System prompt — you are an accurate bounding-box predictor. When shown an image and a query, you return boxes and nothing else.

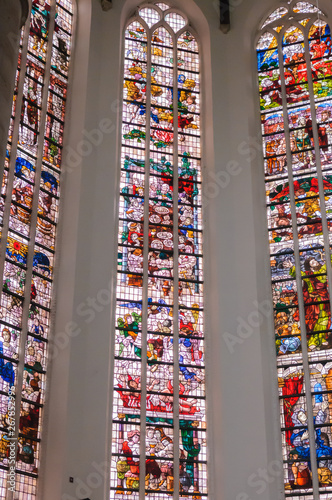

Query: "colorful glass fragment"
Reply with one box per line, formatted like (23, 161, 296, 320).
(111, 3, 207, 499)
(0, 1, 73, 497)
(258, 1, 332, 496)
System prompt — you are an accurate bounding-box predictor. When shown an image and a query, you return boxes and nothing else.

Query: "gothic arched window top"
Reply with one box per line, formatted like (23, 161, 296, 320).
(111, 2, 207, 499)
(257, 1, 332, 498)
(0, 0, 74, 498)
(136, 3, 188, 33)
(261, 1, 323, 29)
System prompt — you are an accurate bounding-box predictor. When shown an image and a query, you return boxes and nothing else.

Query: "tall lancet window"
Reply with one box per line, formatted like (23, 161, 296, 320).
(0, 0, 73, 498)
(111, 3, 208, 499)
(257, 1, 332, 497)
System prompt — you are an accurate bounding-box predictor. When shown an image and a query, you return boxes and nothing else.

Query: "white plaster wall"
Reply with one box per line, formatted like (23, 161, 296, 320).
(41, 0, 332, 499)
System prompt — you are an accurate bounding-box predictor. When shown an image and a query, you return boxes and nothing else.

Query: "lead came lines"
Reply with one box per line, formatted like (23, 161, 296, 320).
(257, 1, 332, 497)
(0, 0, 73, 498)
(111, 3, 208, 499)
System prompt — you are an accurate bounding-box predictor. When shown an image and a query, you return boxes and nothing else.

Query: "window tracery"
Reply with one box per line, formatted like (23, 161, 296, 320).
(111, 3, 208, 499)
(0, 0, 73, 497)
(257, 1, 332, 496)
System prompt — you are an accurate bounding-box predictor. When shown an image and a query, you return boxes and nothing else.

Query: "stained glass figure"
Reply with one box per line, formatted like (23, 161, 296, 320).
(0, 0, 74, 497)
(257, 1, 332, 497)
(111, 3, 207, 499)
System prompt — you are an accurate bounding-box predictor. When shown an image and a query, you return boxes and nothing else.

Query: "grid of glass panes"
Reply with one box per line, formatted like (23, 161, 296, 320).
(110, 3, 208, 499)
(257, 1, 332, 498)
(0, 0, 73, 498)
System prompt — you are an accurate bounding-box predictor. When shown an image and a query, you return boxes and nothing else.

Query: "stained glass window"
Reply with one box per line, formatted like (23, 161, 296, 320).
(0, 0, 73, 497)
(111, 3, 208, 499)
(257, 1, 332, 497)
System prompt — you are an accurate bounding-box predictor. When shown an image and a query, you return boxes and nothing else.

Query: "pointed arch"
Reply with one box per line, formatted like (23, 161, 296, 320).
(110, 2, 208, 498)
(257, 1, 332, 497)
(0, 0, 75, 497)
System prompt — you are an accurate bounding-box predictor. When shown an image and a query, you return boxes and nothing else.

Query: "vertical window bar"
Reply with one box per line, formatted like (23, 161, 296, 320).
(303, 17, 332, 493)
(0, 22, 31, 287)
(277, 27, 320, 497)
(173, 26, 180, 500)
(111, 19, 146, 498)
(8, 2, 57, 498)
(303, 21, 332, 331)
(0, 0, 74, 497)
(139, 17, 151, 500)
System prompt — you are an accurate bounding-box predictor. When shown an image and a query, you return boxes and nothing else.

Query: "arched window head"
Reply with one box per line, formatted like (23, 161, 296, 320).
(257, 1, 332, 497)
(111, 2, 208, 499)
(0, 0, 74, 497)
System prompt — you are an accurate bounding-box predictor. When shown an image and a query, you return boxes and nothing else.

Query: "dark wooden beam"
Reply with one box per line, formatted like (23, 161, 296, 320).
(220, 0, 230, 33)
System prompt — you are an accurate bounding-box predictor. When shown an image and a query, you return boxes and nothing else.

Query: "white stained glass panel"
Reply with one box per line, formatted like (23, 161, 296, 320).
(262, 7, 288, 28)
(293, 1, 321, 14)
(165, 12, 187, 33)
(138, 7, 161, 28)
(155, 2, 170, 11)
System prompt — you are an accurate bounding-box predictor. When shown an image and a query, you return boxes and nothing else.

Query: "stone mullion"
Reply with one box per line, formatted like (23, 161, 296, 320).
(276, 25, 320, 498)
(139, 20, 152, 500)
(6, 1, 57, 498)
(302, 20, 332, 352)
(173, 27, 180, 500)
